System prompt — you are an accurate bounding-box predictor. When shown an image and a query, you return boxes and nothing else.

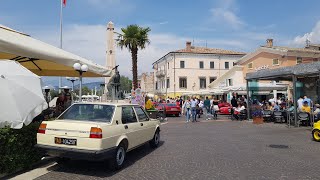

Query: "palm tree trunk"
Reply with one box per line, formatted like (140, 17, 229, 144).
(131, 48, 138, 90)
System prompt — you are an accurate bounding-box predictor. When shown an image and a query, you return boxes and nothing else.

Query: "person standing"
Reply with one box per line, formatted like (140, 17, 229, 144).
(191, 97, 198, 122)
(297, 96, 304, 112)
(304, 95, 312, 106)
(204, 97, 211, 120)
(182, 98, 191, 123)
(231, 94, 238, 120)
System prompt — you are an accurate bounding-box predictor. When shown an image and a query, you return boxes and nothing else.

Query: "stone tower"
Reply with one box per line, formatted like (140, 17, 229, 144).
(104, 21, 116, 96)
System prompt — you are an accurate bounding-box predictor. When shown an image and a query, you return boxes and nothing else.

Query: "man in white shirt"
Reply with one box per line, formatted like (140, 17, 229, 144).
(297, 96, 304, 111)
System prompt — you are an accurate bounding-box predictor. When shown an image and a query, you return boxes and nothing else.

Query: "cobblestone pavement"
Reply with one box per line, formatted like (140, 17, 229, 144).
(36, 115, 320, 180)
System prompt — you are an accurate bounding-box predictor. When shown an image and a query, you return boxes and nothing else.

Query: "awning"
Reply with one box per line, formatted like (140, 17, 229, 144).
(0, 26, 111, 77)
(246, 61, 320, 80)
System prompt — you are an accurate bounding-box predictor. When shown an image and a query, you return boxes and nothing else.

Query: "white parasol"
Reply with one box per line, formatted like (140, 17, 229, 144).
(0, 60, 48, 129)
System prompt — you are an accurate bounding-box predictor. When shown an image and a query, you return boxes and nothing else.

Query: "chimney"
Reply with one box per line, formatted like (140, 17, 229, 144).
(186, 41, 192, 51)
(266, 39, 273, 47)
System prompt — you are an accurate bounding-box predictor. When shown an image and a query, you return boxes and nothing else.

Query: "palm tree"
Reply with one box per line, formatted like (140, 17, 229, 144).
(116, 24, 151, 90)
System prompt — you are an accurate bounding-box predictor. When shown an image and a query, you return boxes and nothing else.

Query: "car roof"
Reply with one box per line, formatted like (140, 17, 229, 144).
(74, 102, 140, 107)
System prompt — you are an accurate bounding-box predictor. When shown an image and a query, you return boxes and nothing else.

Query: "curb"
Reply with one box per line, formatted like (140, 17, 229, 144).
(1, 157, 56, 180)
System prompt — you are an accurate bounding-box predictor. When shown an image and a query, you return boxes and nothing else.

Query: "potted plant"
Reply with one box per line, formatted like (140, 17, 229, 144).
(251, 101, 263, 124)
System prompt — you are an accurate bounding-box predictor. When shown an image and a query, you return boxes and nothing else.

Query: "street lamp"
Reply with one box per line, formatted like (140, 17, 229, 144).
(73, 63, 88, 102)
(66, 77, 79, 91)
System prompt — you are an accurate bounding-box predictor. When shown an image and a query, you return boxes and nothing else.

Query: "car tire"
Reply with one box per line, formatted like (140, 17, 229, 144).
(150, 130, 160, 148)
(312, 129, 320, 142)
(109, 143, 126, 170)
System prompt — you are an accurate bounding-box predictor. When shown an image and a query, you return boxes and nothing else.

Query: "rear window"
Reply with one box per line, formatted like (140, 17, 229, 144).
(58, 104, 115, 123)
(166, 103, 177, 107)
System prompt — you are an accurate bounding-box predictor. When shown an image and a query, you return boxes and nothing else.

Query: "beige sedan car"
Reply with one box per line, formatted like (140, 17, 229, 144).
(36, 102, 161, 170)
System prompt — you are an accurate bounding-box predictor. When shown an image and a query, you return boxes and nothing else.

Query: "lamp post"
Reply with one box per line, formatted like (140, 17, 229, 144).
(66, 77, 79, 92)
(73, 63, 88, 102)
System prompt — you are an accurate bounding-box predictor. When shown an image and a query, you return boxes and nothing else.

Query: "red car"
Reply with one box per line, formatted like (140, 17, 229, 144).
(217, 102, 232, 115)
(156, 103, 181, 117)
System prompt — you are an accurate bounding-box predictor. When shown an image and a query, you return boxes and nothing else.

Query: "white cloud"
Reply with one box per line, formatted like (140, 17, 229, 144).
(29, 24, 186, 79)
(159, 21, 168, 25)
(291, 21, 320, 46)
(210, 8, 244, 29)
(210, 0, 245, 29)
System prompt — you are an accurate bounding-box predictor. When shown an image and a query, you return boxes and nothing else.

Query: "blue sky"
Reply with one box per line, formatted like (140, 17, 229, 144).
(1, 0, 320, 85)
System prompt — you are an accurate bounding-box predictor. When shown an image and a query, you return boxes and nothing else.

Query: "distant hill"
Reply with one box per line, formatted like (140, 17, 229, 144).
(74, 82, 105, 90)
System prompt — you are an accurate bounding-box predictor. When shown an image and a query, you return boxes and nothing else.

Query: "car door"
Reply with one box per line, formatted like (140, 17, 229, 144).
(134, 106, 155, 142)
(121, 106, 141, 149)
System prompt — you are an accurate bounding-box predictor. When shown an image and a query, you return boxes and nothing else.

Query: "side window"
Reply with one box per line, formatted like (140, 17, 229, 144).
(134, 107, 149, 122)
(121, 106, 137, 124)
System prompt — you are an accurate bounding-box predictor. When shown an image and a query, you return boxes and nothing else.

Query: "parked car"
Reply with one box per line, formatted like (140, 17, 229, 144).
(156, 103, 181, 117)
(217, 102, 232, 115)
(36, 102, 161, 170)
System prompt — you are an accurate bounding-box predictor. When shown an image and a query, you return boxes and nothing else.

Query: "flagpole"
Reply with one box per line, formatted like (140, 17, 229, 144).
(58, 0, 63, 93)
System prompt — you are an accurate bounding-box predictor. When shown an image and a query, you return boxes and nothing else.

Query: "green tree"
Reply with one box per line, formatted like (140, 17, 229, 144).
(116, 24, 151, 90)
(120, 76, 132, 92)
(74, 86, 91, 95)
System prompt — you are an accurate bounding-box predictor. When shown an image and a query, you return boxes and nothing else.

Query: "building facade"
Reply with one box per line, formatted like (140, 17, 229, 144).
(152, 42, 246, 98)
(138, 72, 155, 95)
(208, 39, 320, 102)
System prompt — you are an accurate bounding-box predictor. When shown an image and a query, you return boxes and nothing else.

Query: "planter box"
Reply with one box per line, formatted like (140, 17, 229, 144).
(253, 117, 263, 124)
(146, 110, 158, 119)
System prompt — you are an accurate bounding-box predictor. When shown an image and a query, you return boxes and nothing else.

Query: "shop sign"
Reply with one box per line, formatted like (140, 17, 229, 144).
(255, 65, 269, 71)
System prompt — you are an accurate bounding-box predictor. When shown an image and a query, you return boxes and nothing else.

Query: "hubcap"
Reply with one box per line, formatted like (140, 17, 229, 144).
(116, 147, 125, 165)
(155, 132, 160, 145)
(314, 131, 320, 140)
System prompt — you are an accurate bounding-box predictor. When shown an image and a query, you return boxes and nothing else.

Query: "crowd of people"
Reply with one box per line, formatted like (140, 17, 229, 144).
(181, 96, 219, 123)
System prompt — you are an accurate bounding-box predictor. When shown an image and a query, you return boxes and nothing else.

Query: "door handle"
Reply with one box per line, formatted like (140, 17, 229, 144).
(140, 123, 143, 126)
(124, 125, 128, 129)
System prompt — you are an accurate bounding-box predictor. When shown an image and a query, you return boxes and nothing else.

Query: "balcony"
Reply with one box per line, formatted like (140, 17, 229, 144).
(156, 70, 165, 78)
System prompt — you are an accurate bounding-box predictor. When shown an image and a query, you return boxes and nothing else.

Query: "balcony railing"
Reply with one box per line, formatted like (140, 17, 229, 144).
(156, 70, 165, 78)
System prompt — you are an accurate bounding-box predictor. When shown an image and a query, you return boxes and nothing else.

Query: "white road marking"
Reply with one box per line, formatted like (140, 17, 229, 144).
(161, 122, 168, 125)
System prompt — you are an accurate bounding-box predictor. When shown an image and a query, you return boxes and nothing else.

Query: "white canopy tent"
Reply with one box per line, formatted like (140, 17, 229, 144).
(0, 25, 111, 77)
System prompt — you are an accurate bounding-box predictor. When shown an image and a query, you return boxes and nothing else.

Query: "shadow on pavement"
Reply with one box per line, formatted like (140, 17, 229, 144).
(44, 141, 165, 178)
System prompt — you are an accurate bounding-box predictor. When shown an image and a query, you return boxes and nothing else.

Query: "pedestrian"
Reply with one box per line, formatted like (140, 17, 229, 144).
(55, 93, 65, 117)
(297, 96, 304, 112)
(182, 98, 191, 123)
(191, 97, 198, 122)
(204, 97, 211, 120)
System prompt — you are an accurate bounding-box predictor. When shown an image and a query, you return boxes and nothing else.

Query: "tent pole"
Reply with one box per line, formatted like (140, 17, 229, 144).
(246, 79, 250, 120)
(292, 75, 297, 127)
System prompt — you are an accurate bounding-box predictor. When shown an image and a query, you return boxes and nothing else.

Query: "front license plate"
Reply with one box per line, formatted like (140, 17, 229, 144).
(55, 137, 77, 146)
(171, 108, 177, 111)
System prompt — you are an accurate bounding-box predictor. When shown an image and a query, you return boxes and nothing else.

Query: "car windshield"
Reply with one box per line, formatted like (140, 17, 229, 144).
(58, 104, 115, 123)
(166, 103, 177, 107)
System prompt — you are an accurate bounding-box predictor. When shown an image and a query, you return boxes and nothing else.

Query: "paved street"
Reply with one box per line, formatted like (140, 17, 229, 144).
(32, 115, 320, 180)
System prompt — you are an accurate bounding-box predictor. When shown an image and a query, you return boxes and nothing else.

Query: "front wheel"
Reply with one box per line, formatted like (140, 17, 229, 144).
(109, 143, 126, 170)
(312, 129, 320, 142)
(150, 130, 160, 148)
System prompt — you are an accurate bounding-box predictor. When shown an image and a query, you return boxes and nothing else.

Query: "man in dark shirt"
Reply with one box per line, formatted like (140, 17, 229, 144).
(231, 94, 238, 120)
(204, 97, 211, 120)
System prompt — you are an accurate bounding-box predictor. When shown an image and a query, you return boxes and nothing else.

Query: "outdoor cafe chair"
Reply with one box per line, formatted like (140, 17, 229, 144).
(297, 112, 309, 127)
(238, 109, 247, 121)
(262, 110, 272, 122)
(273, 111, 284, 123)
